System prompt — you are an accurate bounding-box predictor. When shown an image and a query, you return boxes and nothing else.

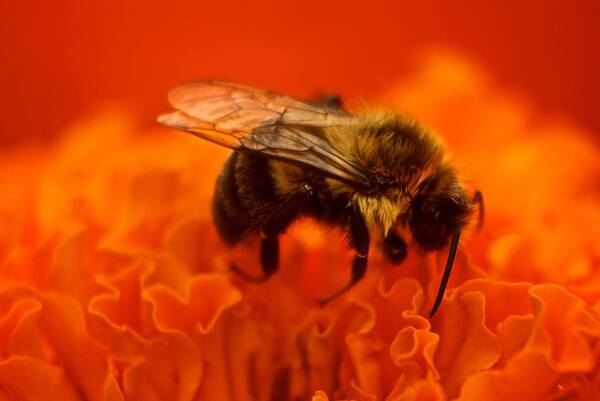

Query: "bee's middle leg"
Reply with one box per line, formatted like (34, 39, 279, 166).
(317, 205, 370, 306)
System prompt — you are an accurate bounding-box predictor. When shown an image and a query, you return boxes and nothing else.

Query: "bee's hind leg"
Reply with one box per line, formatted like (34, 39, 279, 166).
(317, 205, 370, 306)
(230, 237, 279, 283)
(230, 185, 312, 283)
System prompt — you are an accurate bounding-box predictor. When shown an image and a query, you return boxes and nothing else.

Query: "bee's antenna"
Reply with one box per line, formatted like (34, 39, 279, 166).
(429, 229, 461, 318)
(472, 190, 484, 230)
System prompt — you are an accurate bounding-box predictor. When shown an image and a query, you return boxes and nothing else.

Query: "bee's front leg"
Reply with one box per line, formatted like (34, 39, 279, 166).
(317, 205, 369, 306)
(382, 231, 407, 264)
(471, 190, 484, 230)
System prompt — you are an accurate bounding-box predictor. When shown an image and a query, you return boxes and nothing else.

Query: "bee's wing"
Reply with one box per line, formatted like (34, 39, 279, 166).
(158, 80, 367, 184)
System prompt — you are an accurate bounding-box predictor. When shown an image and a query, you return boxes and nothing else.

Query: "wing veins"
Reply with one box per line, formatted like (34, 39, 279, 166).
(159, 80, 368, 185)
(276, 126, 366, 180)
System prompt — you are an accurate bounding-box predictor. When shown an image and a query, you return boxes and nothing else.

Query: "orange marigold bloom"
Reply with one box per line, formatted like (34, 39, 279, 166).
(0, 53, 599, 401)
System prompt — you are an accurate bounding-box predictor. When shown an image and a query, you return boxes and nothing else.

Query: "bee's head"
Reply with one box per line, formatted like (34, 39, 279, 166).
(407, 176, 483, 317)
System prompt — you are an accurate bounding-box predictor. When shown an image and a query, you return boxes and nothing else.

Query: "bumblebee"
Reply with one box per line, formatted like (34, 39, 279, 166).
(158, 81, 483, 317)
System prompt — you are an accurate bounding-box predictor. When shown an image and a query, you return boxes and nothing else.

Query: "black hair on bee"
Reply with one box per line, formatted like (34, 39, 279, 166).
(158, 81, 483, 317)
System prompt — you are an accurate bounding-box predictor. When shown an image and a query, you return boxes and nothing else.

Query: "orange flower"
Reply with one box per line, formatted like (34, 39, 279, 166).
(0, 52, 599, 400)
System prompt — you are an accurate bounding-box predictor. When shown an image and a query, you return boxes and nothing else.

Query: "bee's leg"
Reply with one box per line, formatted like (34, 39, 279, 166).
(312, 94, 343, 108)
(471, 190, 484, 230)
(311, 94, 347, 114)
(230, 237, 279, 283)
(230, 185, 312, 283)
(317, 206, 369, 306)
(382, 231, 407, 264)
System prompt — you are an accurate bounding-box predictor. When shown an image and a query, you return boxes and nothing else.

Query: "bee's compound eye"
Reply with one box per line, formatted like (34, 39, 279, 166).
(410, 196, 456, 250)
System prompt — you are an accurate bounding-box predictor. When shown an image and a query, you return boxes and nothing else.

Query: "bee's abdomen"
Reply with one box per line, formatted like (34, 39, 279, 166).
(212, 151, 278, 245)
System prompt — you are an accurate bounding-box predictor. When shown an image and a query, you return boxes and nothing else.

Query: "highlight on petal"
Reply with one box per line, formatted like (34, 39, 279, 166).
(38, 294, 123, 401)
(120, 333, 202, 401)
(0, 297, 43, 359)
(452, 281, 600, 400)
(528, 284, 600, 372)
(0, 356, 82, 401)
(146, 273, 242, 334)
(457, 351, 559, 401)
(89, 261, 154, 335)
(390, 327, 439, 381)
(433, 290, 501, 398)
(388, 378, 446, 401)
(312, 390, 330, 401)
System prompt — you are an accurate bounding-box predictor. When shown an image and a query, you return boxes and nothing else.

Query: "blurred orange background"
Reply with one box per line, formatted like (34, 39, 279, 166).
(1, 2, 600, 399)
(1, 0, 599, 146)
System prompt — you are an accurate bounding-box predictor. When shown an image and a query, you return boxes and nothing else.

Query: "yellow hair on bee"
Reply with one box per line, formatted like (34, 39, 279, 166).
(326, 110, 445, 171)
(352, 193, 409, 234)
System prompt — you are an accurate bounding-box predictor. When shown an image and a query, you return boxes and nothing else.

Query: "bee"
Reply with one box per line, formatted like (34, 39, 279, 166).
(158, 81, 483, 317)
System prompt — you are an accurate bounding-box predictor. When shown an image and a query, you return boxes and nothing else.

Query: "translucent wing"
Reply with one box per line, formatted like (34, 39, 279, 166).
(158, 80, 367, 184)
